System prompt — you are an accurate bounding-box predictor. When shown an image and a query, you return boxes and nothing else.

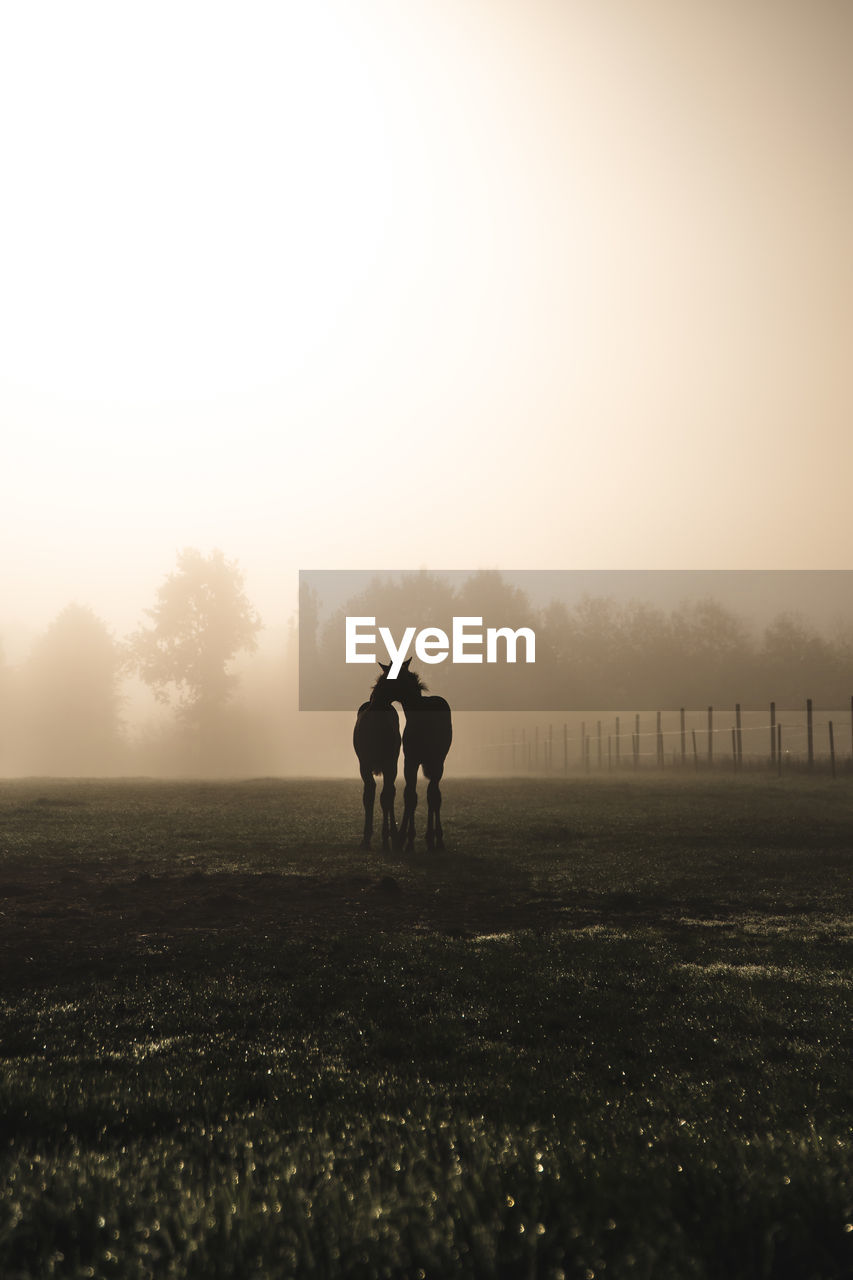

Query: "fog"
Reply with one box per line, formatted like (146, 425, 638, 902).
(2, 2, 852, 774)
(0, 560, 850, 777)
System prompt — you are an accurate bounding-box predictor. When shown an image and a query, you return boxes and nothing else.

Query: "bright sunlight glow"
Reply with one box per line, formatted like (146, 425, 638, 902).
(2, 0, 853, 644)
(0, 2, 395, 400)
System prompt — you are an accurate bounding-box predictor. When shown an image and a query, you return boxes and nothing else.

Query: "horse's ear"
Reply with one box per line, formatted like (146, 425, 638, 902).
(402, 658, 412, 671)
(379, 661, 391, 675)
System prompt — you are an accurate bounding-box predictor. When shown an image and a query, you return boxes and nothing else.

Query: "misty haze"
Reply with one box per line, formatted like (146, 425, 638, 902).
(2, 562, 852, 777)
(2, 0, 852, 1274)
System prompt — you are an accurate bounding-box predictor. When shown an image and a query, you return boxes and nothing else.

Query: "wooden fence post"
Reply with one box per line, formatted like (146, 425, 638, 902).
(707, 706, 714, 767)
(656, 711, 663, 768)
(735, 703, 743, 767)
(563, 723, 568, 776)
(680, 708, 686, 765)
(829, 721, 836, 778)
(615, 716, 621, 768)
(807, 698, 814, 770)
(770, 701, 776, 768)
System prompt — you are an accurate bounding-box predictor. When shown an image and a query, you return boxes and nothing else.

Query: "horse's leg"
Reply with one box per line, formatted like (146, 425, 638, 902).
(426, 765, 444, 851)
(380, 766, 397, 852)
(400, 756, 419, 851)
(360, 766, 376, 850)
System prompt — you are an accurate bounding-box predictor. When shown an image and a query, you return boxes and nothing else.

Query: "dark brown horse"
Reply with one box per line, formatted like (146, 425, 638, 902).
(394, 658, 452, 851)
(353, 663, 401, 850)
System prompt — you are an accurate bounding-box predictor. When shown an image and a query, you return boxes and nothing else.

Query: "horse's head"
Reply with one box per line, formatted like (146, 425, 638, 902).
(369, 662, 398, 705)
(370, 658, 426, 705)
(393, 658, 426, 703)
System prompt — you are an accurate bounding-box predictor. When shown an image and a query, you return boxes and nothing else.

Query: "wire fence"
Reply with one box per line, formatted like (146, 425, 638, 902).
(452, 699, 853, 778)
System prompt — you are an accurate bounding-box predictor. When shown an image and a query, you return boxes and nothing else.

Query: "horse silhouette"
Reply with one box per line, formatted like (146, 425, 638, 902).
(353, 663, 401, 850)
(394, 658, 452, 851)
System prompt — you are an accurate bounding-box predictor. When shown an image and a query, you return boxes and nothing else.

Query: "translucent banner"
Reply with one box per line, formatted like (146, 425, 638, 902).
(298, 570, 853, 711)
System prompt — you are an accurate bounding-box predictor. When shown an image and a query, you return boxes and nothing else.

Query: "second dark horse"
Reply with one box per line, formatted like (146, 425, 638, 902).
(395, 658, 453, 852)
(353, 663, 401, 851)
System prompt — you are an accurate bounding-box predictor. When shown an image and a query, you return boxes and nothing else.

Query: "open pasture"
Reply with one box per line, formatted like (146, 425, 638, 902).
(0, 775, 852, 1278)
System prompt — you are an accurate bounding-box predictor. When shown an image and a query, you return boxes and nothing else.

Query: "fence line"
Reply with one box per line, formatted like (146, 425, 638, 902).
(461, 699, 852, 777)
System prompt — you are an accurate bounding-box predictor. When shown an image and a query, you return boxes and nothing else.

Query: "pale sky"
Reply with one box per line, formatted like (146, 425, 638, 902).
(2, 0, 852, 657)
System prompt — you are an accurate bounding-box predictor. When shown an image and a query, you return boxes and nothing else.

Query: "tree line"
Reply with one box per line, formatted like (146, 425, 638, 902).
(1, 562, 851, 775)
(301, 570, 853, 712)
(0, 549, 267, 775)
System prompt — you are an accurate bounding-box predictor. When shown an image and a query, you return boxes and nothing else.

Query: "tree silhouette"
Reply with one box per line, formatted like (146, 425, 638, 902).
(758, 611, 841, 707)
(23, 604, 124, 773)
(130, 549, 262, 736)
(535, 594, 757, 708)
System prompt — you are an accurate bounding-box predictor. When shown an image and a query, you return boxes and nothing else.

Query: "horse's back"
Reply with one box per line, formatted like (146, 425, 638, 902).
(352, 701, 370, 751)
(353, 701, 401, 774)
(402, 695, 452, 774)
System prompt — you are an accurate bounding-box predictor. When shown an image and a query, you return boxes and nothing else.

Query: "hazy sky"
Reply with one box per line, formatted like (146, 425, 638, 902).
(2, 0, 852, 657)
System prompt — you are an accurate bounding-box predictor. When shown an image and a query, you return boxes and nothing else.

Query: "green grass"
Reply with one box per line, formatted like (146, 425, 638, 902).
(0, 775, 852, 1278)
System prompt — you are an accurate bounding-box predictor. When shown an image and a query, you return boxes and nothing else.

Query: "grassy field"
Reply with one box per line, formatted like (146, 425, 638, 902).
(0, 774, 851, 1279)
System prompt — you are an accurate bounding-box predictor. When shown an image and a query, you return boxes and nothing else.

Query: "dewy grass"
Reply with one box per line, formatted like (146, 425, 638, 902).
(0, 776, 852, 1277)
